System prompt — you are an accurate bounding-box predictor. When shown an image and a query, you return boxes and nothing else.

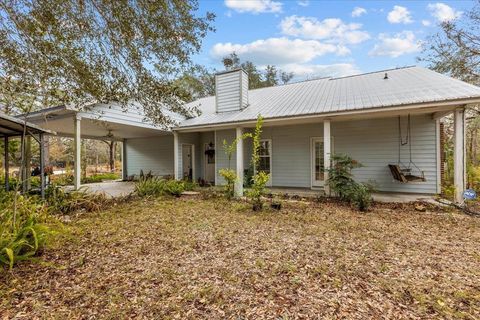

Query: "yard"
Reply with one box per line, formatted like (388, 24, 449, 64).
(1, 196, 479, 319)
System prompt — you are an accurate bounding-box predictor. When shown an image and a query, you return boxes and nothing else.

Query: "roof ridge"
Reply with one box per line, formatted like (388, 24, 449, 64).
(329, 65, 417, 80)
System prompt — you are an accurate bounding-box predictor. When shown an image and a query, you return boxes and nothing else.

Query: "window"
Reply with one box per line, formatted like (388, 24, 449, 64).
(257, 139, 271, 174)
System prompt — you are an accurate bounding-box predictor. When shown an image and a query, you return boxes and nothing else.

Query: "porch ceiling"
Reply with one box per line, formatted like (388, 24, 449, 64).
(25, 107, 168, 140)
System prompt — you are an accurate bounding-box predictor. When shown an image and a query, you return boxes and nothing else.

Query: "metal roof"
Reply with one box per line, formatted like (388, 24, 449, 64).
(0, 112, 55, 137)
(179, 66, 480, 128)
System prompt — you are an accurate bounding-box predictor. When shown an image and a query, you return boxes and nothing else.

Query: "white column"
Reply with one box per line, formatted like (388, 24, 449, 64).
(454, 107, 466, 203)
(173, 131, 179, 180)
(73, 114, 81, 190)
(235, 127, 244, 197)
(122, 139, 127, 180)
(323, 120, 331, 196)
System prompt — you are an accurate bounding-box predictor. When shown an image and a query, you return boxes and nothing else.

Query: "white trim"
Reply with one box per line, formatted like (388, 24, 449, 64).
(324, 120, 331, 195)
(435, 119, 441, 194)
(453, 107, 466, 203)
(310, 137, 325, 188)
(254, 139, 273, 187)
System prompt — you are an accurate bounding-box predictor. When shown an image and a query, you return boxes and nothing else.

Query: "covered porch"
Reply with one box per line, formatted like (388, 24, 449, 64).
(175, 104, 468, 203)
(25, 104, 169, 190)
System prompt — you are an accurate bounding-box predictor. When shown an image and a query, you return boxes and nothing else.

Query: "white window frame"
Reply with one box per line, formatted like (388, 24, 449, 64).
(254, 139, 272, 187)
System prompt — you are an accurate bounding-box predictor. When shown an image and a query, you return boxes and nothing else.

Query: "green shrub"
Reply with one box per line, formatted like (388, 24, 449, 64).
(327, 154, 374, 212)
(134, 177, 166, 197)
(82, 172, 120, 184)
(182, 180, 198, 191)
(0, 191, 51, 269)
(219, 168, 236, 199)
(245, 171, 269, 211)
(165, 180, 185, 197)
(45, 185, 107, 215)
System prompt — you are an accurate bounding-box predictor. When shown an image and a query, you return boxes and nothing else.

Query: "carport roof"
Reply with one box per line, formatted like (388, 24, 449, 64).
(0, 112, 55, 138)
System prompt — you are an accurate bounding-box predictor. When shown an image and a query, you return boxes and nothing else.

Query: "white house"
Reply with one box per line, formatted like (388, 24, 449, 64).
(26, 66, 480, 203)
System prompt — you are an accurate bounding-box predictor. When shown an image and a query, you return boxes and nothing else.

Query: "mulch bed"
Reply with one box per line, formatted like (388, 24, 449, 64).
(1, 197, 479, 319)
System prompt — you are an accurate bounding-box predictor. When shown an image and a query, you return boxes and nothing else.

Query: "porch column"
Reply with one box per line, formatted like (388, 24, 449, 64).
(453, 107, 466, 203)
(4, 136, 9, 191)
(122, 139, 127, 180)
(173, 131, 179, 180)
(39, 133, 45, 199)
(74, 114, 81, 190)
(324, 120, 331, 196)
(235, 127, 244, 197)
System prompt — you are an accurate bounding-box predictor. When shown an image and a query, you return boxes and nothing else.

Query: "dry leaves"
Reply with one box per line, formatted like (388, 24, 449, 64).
(1, 197, 479, 319)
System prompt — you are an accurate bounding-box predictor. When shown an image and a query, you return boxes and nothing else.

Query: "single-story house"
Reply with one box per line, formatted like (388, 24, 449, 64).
(26, 66, 480, 202)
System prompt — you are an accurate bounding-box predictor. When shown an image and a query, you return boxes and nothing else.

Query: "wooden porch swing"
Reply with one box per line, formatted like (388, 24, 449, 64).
(388, 115, 426, 183)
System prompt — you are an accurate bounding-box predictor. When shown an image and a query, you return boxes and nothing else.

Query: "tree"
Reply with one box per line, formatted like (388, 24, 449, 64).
(0, 0, 214, 127)
(221, 53, 294, 89)
(419, 1, 480, 191)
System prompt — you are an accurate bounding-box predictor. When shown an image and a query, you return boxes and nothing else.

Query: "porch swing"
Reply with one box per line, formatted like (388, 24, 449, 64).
(388, 115, 426, 183)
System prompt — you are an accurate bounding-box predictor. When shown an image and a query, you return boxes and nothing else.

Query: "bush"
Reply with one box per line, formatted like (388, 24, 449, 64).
(327, 154, 374, 212)
(219, 168, 236, 199)
(82, 172, 120, 184)
(245, 171, 270, 211)
(134, 177, 166, 197)
(0, 191, 51, 269)
(45, 185, 107, 215)
(164, 180, 185, 197)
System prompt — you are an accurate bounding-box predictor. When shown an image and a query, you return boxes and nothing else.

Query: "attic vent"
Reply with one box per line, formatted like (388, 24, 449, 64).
(384, 72, 389, 80)
(215, 69, 249, 113)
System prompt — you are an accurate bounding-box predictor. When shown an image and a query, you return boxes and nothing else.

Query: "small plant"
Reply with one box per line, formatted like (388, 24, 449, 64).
(45, 185, 107, 214)
(245, 115, 270, 211)
(0, 191, 51, 269)
(134, 177, 166, 197)
(327, 154, 374, 212)
(164, 180, 185, 197)
(219, 168, 237, 199)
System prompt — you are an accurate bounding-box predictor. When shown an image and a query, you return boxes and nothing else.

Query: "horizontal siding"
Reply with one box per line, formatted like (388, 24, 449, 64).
(213, 115, 438, 194)
(216, 71, 241, 113)
(125, 136, 174, 177)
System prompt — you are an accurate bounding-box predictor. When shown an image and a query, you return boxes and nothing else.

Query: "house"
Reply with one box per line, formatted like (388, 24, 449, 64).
(25, 66, 480, 203)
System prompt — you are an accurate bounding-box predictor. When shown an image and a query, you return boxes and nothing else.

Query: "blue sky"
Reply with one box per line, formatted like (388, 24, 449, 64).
(193, 0, 474, 80)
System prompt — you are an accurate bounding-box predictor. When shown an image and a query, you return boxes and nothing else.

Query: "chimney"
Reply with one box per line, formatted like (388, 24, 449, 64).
(215, 68, 248, 113)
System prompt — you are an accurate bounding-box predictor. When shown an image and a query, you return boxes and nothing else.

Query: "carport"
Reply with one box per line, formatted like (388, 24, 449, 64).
(1, 112, 55, 198)
(25, 103, 171, 190)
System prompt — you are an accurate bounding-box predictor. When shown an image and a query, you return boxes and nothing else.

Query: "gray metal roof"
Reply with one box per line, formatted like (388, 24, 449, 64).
(179, 66, 480, 128)
(0, 112, 55, 137)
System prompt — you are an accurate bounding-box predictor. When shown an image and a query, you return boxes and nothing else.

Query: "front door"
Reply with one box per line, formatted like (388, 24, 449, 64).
(204, 143, 215, 183)
(311, 138, 325, 187)
(182, 144, 193, 181)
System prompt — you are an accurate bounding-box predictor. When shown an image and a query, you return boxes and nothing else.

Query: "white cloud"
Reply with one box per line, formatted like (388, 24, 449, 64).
(387, 5, 413, 24)
(279, 15, 370, 44)
(369, 31, 421, 58)
(224, 0, 282, 14)
(211, 37, 344, 65)
(351, 7, 367, 17)
(281, 63, 360, 79)
(297, 0, 309, 7)
(422, 19, 431, 26)
(427, 3, 462, 22)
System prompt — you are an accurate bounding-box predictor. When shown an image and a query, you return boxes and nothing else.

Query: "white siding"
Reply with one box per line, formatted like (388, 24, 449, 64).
(215, 70, 248, 113)
(125, 135, 174, 177)
(214, 115, 438, 194)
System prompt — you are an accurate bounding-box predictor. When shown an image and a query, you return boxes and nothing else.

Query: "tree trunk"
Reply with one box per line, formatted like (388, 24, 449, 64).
(109, 141, 116, 172)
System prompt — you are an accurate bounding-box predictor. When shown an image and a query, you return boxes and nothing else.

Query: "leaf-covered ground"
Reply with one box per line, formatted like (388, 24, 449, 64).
(1, 197, 479, 319)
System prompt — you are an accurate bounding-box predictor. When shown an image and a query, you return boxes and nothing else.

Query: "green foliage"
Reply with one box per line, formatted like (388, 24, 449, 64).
(245, 171, 270, 211)
(182, 180, 198, 191)
(0, 0, 214, 126)
(134, 177, 166, 198)
(327, 154, 374, 212)
(45, 185, 107, 215)
(246, 116, 270, 210)
(219, 168, 236, 199)
(164, 180, 185, 197)
(0, 191, 51, 269)
(81, 173, 121, 184)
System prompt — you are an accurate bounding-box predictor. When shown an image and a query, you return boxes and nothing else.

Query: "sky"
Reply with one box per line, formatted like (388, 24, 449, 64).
(193, 0, 475, 80)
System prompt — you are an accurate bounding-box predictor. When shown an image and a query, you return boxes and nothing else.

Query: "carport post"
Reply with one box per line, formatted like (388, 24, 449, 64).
(4, 136, 9, 191)
(39, 133, 45, 199)
(74, 114, 81, 190)
(173, 131, 179, 180)
(453, 107, 466, 203)
(323, 120, 331, 196)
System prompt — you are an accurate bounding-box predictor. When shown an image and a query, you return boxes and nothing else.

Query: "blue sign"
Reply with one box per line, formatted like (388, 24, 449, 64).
(463, 189, 477, 200)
